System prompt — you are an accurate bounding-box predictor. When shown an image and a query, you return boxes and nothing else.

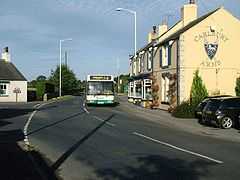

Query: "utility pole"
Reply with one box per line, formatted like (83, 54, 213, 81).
(65, 51, 68, 66)
(117, 58, 120, 93)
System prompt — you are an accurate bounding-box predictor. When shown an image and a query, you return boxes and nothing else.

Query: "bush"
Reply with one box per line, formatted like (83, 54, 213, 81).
(235, 77, 240, 96)
(36, 81, 45, 100)
(172, 101, 195, 118)
(190, 70, 208, 107)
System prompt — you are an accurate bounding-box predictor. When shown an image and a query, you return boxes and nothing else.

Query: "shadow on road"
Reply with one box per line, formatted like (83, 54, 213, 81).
(51, 114, 115, 171)
(0, 108, 33, 120)
(94, 154, 217, 180)
(27, 111, 86, 136)
(0, 120, 12, 128)
(87, 102, 120, 108)
(0, 129, 60, 180)
(37, 105, 58, 111)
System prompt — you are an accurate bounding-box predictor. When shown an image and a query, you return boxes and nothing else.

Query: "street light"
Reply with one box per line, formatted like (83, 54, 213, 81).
(59, 38, 72, 97)
(115, 8, 137, 57)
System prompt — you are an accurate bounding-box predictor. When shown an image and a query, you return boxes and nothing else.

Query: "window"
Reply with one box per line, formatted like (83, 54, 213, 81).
(0, 83, 8, 96)
(162, 45, 168, 67)
(160, 43, 172, 68)
(147, 50, 153, 70)
(135, 81, 142, 98)
(144, 79, 152, 100)
(160, 48, 162, 67)
(141, 54, 144, 72)
(129, 82, 134, 97)
(220, 99, 240, 108)
(138, 56, 141, 73)
(87, 82, 114, 95)
(161, 76, 170, 103)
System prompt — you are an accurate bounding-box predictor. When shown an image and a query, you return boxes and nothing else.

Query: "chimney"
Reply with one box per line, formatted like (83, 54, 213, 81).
(158, 21, 168, 37)
(1, 47, 11, 62)
(181, 0, 197, 26)
(148, 26, 158, 43)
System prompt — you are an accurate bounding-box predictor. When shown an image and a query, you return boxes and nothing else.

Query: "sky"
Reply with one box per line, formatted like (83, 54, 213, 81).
(0, 0, 239, 81)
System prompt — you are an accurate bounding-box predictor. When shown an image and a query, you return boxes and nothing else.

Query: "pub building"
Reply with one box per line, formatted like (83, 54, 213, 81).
(128, 0, 240, 109)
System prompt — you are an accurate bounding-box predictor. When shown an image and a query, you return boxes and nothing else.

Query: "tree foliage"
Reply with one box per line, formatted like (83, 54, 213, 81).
(172, 70, 208, 118)
(235, 77, 240, 96)
(36, 81, 45, 100)
(190, 70, 208, 107)
(36, 75, 47, 81)
(49, 65, 78, 95)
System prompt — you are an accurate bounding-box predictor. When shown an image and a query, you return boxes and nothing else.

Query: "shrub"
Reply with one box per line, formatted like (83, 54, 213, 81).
(172, 70, 208, 118)
(235, 77, 240, 96)
(36, 81, 45, 100)
(190, 70, 208, 107)
(172, 101, 195, 118)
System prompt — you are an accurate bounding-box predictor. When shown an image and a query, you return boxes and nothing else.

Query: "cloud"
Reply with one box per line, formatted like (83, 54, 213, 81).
(0, 0, 239, 80)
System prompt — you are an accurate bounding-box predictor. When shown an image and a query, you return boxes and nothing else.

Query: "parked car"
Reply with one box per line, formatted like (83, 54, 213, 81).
(195, 95, 232, 120)
(195, 98, 211, 119)
(202, 97, 240, 129)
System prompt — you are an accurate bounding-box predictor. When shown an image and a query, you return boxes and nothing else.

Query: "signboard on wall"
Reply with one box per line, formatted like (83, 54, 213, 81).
(194, 29, 229, 68)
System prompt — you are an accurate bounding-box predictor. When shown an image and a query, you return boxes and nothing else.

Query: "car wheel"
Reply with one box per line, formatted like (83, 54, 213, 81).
(220, 117, 233, 129)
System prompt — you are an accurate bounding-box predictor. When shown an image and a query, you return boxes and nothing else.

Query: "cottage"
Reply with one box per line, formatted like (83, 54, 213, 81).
(0, 47, 27, 102)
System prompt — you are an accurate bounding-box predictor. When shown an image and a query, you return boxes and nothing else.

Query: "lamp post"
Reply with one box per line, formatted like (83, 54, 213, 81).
(115, 8, 137, 57)
(116, 8, 137, 98)
(59, 38, 72, 97)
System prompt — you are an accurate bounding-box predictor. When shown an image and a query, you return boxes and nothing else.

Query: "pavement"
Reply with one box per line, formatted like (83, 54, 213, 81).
(117, 95, 240, 143)
(1, 96, 240, 180)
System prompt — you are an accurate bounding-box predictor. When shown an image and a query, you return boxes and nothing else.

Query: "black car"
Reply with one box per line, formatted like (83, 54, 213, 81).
(195, 95, 232, 119)
(202, 97, 240, 129)
(195, 98, 211, 119)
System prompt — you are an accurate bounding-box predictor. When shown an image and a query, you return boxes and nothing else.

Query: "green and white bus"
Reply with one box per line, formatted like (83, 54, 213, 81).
(85, 75, 115, 105)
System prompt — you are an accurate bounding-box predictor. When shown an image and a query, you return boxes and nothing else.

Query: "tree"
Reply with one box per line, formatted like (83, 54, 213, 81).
(190, 70, 208, 106)
(235, 77, 240, 96)
(36, 75, 47, 81)
(49, 65, 78, 95)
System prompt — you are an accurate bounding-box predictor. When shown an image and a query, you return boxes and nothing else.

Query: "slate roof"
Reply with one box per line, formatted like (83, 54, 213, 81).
(157, 7, 221, 45)
(134, 7, 221, 54)
(0, 60, 27, 81)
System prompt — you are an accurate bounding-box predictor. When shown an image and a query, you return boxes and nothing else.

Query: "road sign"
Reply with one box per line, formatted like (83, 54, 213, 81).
(13, 88, 21, 102)
(13, 88, 21, 94)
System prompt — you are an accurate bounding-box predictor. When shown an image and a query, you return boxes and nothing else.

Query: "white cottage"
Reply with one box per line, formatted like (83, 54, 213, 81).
(0, 47, 27, 102)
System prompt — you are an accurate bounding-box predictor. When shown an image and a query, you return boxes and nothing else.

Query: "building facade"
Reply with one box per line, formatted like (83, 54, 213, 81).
(0, 47, 27, 102)
(128, 0, 240, 109)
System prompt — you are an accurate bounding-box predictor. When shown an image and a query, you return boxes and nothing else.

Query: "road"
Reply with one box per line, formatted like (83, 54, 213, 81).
(2, 97, 240, 180)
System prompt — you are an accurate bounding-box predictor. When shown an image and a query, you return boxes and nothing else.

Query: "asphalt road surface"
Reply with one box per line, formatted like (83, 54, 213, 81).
(3, 97, 240, 180)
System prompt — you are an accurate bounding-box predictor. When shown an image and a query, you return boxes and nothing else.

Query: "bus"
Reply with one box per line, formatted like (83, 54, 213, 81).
(85, 75, 115, 105)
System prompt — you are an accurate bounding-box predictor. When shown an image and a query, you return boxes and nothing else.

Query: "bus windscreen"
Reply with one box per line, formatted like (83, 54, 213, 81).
(87, 81, 114, 95)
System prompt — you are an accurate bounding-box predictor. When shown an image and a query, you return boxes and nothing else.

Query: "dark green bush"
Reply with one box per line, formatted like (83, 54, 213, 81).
(235, 77, 240, 96)
(172, 101, 196, 118)
(36, 81, 45, 100)
(190, 70, 208, 106)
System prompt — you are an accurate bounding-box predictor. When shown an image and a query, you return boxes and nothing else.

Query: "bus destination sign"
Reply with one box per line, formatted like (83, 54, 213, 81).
(90, 76, 112, 81)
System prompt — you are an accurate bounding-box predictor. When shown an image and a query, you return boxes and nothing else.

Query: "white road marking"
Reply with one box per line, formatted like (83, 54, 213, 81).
(133, 132, 224, 164)
(82, 102, 115, 126)
(92, 115, 116, 127)
(83, 107, 90, 114)
(24, 101, 56, 147)
(33, 103, 41, 108)
(24, 110, 37, 146)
